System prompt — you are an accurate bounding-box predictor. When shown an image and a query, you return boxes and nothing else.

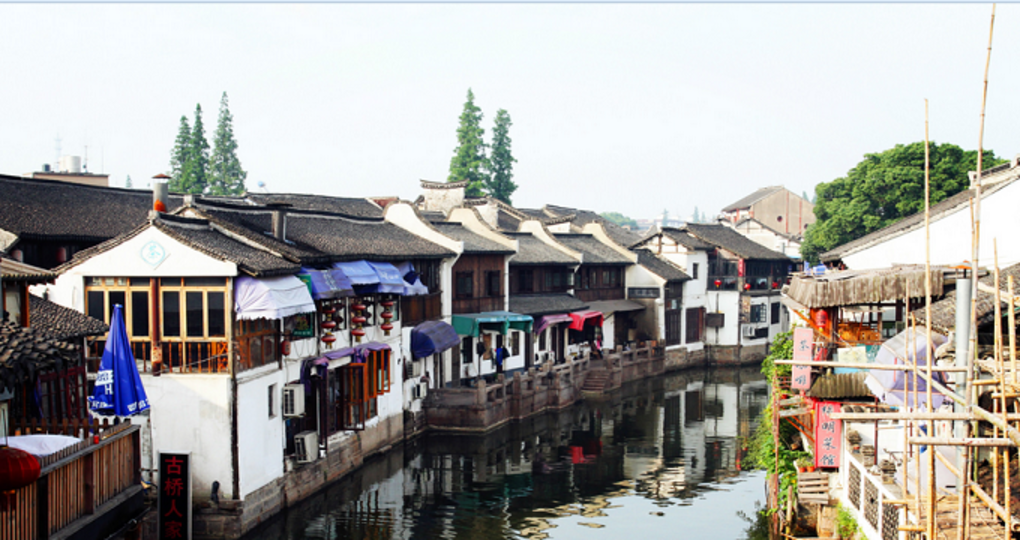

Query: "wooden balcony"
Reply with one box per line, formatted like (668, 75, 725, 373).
(2, 419, 143, 540)
(401, 292, 442, 326)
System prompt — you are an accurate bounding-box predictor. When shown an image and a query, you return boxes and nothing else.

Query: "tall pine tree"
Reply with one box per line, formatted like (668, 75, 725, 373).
(125, 175, 133, 189)
(209, 92, 247, 196)
(169, 115, 192, 191)
(185, 104, 210, 194)
(485, 109, 517, 204)
(448, 89, 488, 197)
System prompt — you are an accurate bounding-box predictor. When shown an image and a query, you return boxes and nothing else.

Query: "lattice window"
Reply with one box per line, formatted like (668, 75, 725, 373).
(864, 481, 879, 530)
(849, 465, 862, 509)
(881, 500, 899, 540)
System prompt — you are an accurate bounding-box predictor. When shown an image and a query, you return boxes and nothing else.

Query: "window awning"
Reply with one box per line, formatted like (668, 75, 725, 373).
(585, 300, 645, 315)
(333, 261, 378, 286)
(569, 310, 603, 331)
(535, 313, 573, 334)
(235, 275, 316, 321)
(452, 311, 534, 337)
(410, 320, 460, 359)
(298, 267, 354, 300)
(396, 261, 429, 296)
(367, 261, 405, 294)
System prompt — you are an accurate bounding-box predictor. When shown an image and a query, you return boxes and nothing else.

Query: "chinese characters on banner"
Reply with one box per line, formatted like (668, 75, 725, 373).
(159, 452, 191, 540)
(814, 401, 842, 469)
(791, 326, 813, 391)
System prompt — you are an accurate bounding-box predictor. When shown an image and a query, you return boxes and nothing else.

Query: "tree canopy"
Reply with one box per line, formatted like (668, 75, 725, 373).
(448, 89, 489, 197)
(485, 109, 517, 204)
(599, 212, 637, 228)
(801, 142, 1006, 263)
(208, 92, 247, 196)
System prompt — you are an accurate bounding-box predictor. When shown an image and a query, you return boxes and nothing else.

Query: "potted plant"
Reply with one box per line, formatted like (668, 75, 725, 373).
(795, 457, 812, 472)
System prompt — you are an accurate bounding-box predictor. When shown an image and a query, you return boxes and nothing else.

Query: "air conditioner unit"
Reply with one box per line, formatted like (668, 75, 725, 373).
(742, 325, 758, 338)
(282, 384, 305, 417)
(294, 431, 318, 464)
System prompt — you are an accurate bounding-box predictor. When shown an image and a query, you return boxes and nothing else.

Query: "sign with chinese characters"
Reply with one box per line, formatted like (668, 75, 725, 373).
(814, 401, 842, 469)
(791, 326, 813, 390)
(141, 240, 168, 268)
(792, 364, 812, 390)
(159, 452, 191, 540)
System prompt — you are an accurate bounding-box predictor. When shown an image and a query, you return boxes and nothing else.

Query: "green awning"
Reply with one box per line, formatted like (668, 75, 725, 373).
(451, 311, 534, 337)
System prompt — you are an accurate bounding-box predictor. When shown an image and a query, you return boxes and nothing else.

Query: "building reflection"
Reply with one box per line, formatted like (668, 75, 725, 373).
(246, 366, 768, 540)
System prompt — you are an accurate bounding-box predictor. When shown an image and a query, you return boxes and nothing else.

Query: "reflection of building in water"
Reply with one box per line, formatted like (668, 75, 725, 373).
(277, 368, 768, 540)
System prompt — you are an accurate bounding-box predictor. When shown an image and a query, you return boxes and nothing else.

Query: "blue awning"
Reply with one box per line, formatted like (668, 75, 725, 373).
(410, 320, 460, 359)
(396, 261, 429, 296)
(298, 267, 353, 300)
(334, 261, 378, 286)
(367, 262, 405, 294)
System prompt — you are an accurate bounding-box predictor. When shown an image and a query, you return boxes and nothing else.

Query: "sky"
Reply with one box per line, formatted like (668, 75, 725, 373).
(1, 4, 1018, 221)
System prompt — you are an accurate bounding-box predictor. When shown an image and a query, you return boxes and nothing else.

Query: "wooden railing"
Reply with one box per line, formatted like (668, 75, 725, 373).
(401, 293, 442, 326)
(1, 420, 141, 540)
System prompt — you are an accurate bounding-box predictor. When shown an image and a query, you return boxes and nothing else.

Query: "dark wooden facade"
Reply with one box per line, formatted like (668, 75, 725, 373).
(453, 254, 505, 314)
(573, 265, 625, 302)
(707, 249, 789, 292)
(509, 265, 573, 296)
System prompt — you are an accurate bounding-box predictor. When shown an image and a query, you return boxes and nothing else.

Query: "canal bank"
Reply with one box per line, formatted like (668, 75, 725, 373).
(242, 365, 769, 540)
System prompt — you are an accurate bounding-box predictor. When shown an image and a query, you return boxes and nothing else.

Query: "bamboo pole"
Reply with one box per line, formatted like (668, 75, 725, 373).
(994, 244, 1002, 509)
(923, 99, 937, 540)
(774, 359, 965, 372)
(962, 7, 996, 538)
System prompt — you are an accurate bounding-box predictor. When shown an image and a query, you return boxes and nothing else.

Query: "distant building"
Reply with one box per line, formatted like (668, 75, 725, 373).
(720, 186, 814, 237)
(29, 156, 109, 187)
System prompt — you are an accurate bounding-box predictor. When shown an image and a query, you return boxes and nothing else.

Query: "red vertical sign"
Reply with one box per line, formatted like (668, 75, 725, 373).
(814, 401, 842, 469)
(791, 327, 813, 391)
(159, 452, 191, 540)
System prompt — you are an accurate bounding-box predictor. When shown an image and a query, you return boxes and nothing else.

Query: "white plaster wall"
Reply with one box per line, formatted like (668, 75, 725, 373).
(843, 180, 1020, 269)
(422, 186, 464, 214)
(706, 291, 740, 346)
(657, 250, 708, 351)
(46, 226, 237, 312)
(139, 373, 234, 498)
(236, 364, 288, 498)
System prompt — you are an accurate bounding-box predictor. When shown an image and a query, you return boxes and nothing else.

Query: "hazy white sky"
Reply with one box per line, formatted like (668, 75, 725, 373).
(1, 4, 1017, 220)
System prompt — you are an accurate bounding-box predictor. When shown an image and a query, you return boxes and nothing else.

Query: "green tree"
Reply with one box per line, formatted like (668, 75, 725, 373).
(448, 89, 488, 197)
(125, 175, 132, 189)
(169, 115, 191, 190)
(185, 103, 210, 194)
(599, 212, 637, 228)
(485, 109, 517, 204)
(208, 92, 247, 196)
(801, 142, 1006, 263)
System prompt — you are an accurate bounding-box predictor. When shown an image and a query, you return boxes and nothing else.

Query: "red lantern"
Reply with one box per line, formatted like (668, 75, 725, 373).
(381, 322, 394, 335)
(351, 327, 366, 342)
(772, 281, 779, 289)
(352, 316, 367, 326)
(321, 320, 337, 330)
(380, 311, 393, 321)
(714, 279, 722, 288)
(322, 306, 336, 315)
(744, 283, 751, 290)
(321, 333, 336, 348)
(381, 300, 395, 308)
(281, 339, 291, 356)
(352, 303, 367, 313)
(0, 446, 40, 509)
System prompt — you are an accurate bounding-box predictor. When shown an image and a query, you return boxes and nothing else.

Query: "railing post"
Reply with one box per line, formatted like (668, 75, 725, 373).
(36, 475, 49, 540)
(83, 446, 95, 515)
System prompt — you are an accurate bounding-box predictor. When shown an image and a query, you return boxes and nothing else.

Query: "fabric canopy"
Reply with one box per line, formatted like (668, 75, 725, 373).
(864, 330, 948, 409)
(411, 320, 460, 359)
(235, 275, 316, 320)
(396, 261, 429, 296)
(452, 311, 534, 337)
(535, 313, 572, 334)
(569, 310, 604, 331)
(89, 304, 150, 417)
(334, 261, 378, 285)
(298, 267, 353, 300)
(367, 262, 405, 294)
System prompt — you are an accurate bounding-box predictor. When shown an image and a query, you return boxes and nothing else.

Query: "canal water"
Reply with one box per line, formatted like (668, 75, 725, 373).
(246, 366, 770, 540)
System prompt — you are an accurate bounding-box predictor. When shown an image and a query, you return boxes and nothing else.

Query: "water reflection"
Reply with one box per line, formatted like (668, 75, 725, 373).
(246, 367, 769, 540)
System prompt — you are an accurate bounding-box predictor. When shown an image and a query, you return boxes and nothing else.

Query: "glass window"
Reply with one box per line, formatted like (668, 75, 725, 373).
(87, 290, 105, 322)
(163, 291, 180, 337)
(186, 291, 204, 337)
(131, 291, 150, 337)
(208, 292, 226, 337)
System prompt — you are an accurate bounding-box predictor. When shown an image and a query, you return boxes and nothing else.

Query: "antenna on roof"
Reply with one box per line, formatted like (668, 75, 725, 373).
(257, 181, 268, 193)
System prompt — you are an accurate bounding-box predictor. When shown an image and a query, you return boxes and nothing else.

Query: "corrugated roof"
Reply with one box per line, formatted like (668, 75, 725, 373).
(685, 223, 791, 261)
(553, 233, 632, 265)
(786, 265, 946, 309)
(807, 372, 874, 399)
(506, 233, 577, 265)
(635, 250, 691, 282)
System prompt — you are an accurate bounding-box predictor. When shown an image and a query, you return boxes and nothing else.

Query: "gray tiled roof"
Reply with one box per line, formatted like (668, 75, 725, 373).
(506, 233, 577, 265)
(0, 320, 79, 393)
(684, 223, 790, 261)
(914, 263, 1020, 334)
(552, 234, 632, 265)
(153, 215, 302, 276)
(721, 186, 785, 212)
(509, 293, 587, 316)
(543, 204, 643, 247)
(0, 174, 183, 244)
(635, 250, 691, 282)
(29, 295, 108, 340)
(641, 227, 715, 251)
(432, 223, 514, 254)
(245, 192, 384, 218)
(198, 204, 455, 262)
(1, 258, 55, 283)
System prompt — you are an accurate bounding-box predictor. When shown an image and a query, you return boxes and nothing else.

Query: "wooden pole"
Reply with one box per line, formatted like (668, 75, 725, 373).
(994, 244, 1002, 509)
(923, 100, 937, 540)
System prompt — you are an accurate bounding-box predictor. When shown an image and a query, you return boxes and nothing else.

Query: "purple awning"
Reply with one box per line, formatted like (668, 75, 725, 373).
(535, 313, 572, 334)
(411, 320, 460, 359)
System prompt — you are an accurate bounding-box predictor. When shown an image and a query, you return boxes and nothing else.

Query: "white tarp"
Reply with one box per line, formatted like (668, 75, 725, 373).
(6, 434, 82, 456)
(235, 275, 316, 320)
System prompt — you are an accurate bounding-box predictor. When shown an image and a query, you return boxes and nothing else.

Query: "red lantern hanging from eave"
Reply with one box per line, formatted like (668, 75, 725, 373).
(381, 322, 394, 336)
(744, 283, 751, 291)
(0, 446, 40, 510)
(713, 279, 722, 288)
(352, 303, 367, 314)
(352, 316, 367, 326)
(321, 320, 337, 330)
(322, 333, 337, 348)
(351, 327, 366, 342)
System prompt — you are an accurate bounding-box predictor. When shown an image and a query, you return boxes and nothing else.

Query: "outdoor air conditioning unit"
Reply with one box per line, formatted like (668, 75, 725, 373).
(742, 325, 757, 338)
(282, 384, 305, 417)
(294, 431, 318, 464)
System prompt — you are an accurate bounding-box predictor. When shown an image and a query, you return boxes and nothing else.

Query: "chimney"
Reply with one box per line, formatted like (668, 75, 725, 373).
(152, 174, 170, 212)
(266, 203, 291, 241)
